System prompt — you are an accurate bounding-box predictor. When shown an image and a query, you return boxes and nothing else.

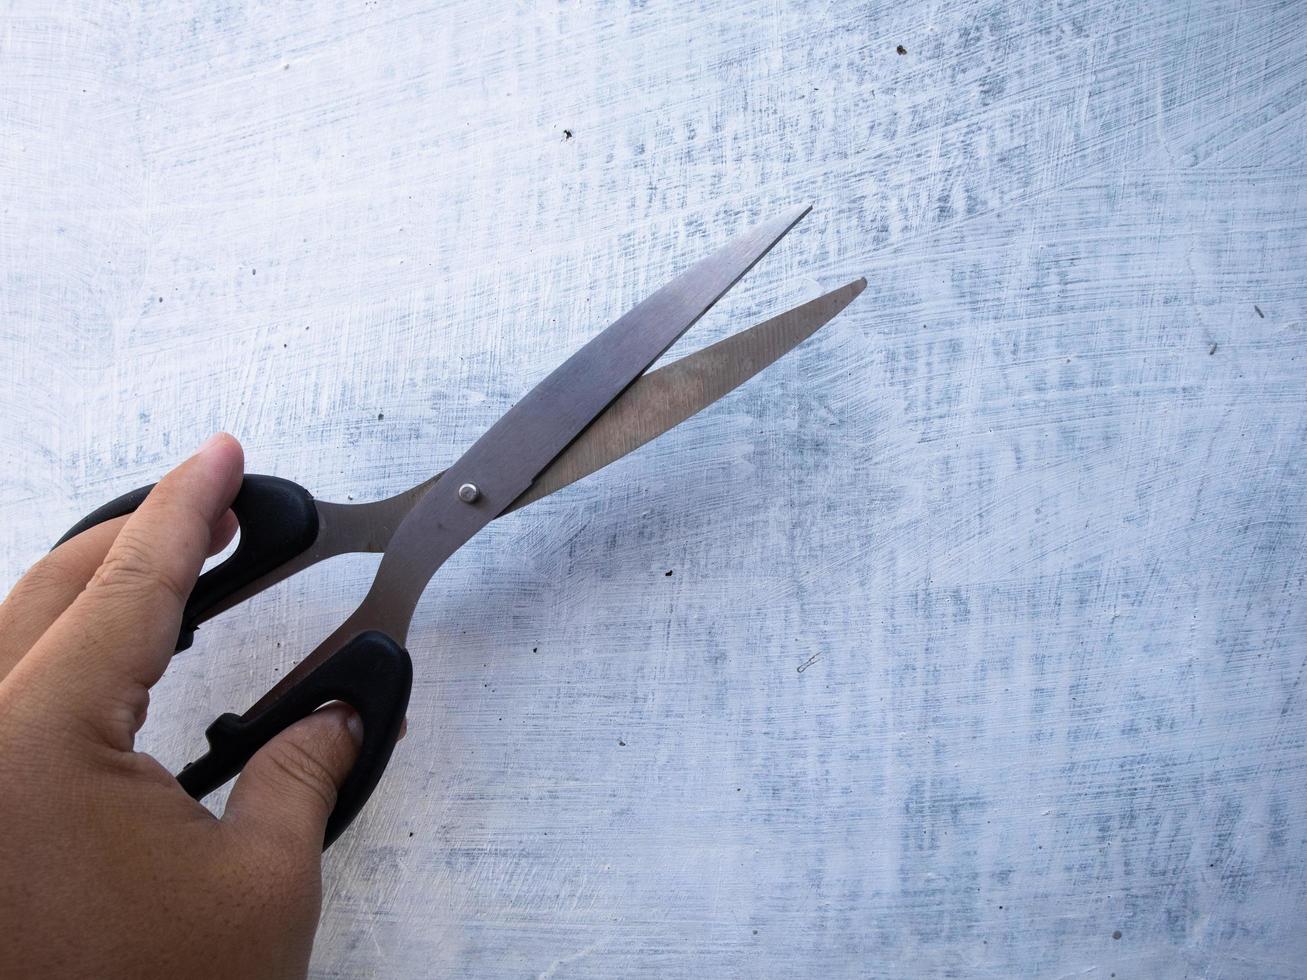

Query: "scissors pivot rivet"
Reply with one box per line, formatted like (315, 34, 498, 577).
(457, 482, 481, 503)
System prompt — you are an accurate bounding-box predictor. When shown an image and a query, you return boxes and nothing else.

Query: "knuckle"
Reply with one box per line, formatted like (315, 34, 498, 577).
(265, 736, 340, 811)
(90, 536, 191, 606)
(11, 552, 81, 603)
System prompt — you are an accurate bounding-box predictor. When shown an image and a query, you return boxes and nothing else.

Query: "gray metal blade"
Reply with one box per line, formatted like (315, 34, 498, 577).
(250, 205, 810, 707)
(200, 278, 863, 629)
(364, 205, 810, 622)
(506, 276, 866, 512)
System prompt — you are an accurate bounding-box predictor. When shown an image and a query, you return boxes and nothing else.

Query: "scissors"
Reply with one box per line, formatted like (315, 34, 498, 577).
(56, 204, 865, 847)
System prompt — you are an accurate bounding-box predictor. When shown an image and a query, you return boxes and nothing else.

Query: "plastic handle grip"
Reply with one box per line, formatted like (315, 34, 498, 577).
(177, 630, 413, 848)
(55, 475, 319, 651)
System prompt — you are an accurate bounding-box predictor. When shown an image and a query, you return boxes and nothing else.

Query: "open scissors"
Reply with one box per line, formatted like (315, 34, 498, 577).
(57, 205, 865, 847)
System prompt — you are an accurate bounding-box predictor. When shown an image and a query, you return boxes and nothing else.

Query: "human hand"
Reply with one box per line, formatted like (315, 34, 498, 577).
(0, 434, 361, 979)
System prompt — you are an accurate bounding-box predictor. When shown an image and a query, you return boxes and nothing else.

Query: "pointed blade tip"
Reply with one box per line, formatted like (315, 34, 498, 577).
(821, 277, 867, 306)
(815, 277, 866, 321)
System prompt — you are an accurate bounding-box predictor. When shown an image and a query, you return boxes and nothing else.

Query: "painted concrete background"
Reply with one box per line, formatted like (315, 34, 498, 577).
(2, 1, 1305, 976)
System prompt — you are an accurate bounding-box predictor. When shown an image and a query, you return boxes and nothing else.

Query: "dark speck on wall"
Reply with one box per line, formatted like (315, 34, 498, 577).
(1209, 343, 1218, 355)
(377, 412, 384, 420)
(1254, 304, 1265, 318)
(1112, 930, 1122, 940)
(896, 44, 907, 55)
(664, 569, 673, 577)
(251, 269, 256, 275)
(618, 739, 626, 746)
(563, 128, 573, 140)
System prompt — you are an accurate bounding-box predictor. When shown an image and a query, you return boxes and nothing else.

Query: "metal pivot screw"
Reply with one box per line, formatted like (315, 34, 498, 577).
(457, 482, 481, 504)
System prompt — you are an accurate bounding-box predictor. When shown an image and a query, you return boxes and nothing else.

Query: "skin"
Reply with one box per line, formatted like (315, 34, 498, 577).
(0, 434, 364, 979)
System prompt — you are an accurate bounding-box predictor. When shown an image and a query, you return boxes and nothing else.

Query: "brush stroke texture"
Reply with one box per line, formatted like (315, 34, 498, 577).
(1, 1, 1305, 977)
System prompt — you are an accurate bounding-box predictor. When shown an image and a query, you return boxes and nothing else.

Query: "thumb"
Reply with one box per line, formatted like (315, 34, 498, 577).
(222, 704, 362, 851)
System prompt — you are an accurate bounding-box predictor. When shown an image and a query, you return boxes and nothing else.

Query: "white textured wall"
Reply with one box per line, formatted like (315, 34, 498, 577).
(2, 2, 1305, 977)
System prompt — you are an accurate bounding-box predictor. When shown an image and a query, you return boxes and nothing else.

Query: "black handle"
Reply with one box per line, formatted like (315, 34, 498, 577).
(177, 630, 413, 849)
(55, 474, 319, 651)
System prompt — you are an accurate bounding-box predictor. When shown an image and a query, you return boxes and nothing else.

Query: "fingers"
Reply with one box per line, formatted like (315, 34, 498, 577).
(0, 518, 124, 684)
(0, 502, 237, 690)
(222, 705, 363, 855)
(21, 435, 244, 740)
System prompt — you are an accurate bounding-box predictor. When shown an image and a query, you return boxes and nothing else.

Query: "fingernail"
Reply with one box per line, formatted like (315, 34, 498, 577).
(399, 716, 409, 741)
(345, 710, 364, 746)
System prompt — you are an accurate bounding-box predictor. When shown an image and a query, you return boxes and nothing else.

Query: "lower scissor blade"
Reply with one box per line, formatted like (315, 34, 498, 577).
(507, 276, 867, 512)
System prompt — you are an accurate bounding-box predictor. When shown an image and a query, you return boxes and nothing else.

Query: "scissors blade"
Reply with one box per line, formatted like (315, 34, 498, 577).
(261, 204, 812, 667)
(199, 277, 863, 626)
(506, 276, 866, 512)
(458, 203, 814, 512)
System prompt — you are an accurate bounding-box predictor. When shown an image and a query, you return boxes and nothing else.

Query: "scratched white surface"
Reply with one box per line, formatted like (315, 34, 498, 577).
(3, 1, 1306, 976)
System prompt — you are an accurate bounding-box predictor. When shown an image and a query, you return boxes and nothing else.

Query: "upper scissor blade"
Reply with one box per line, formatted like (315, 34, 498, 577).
(239, 206, 825, 700)
(506, 277, 866, 512)
(356, 205, 812, 615)
(462, 203, 813, 511)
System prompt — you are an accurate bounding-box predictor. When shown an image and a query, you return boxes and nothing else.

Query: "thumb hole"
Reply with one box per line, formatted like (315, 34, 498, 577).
(222, 703, 363, 851)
